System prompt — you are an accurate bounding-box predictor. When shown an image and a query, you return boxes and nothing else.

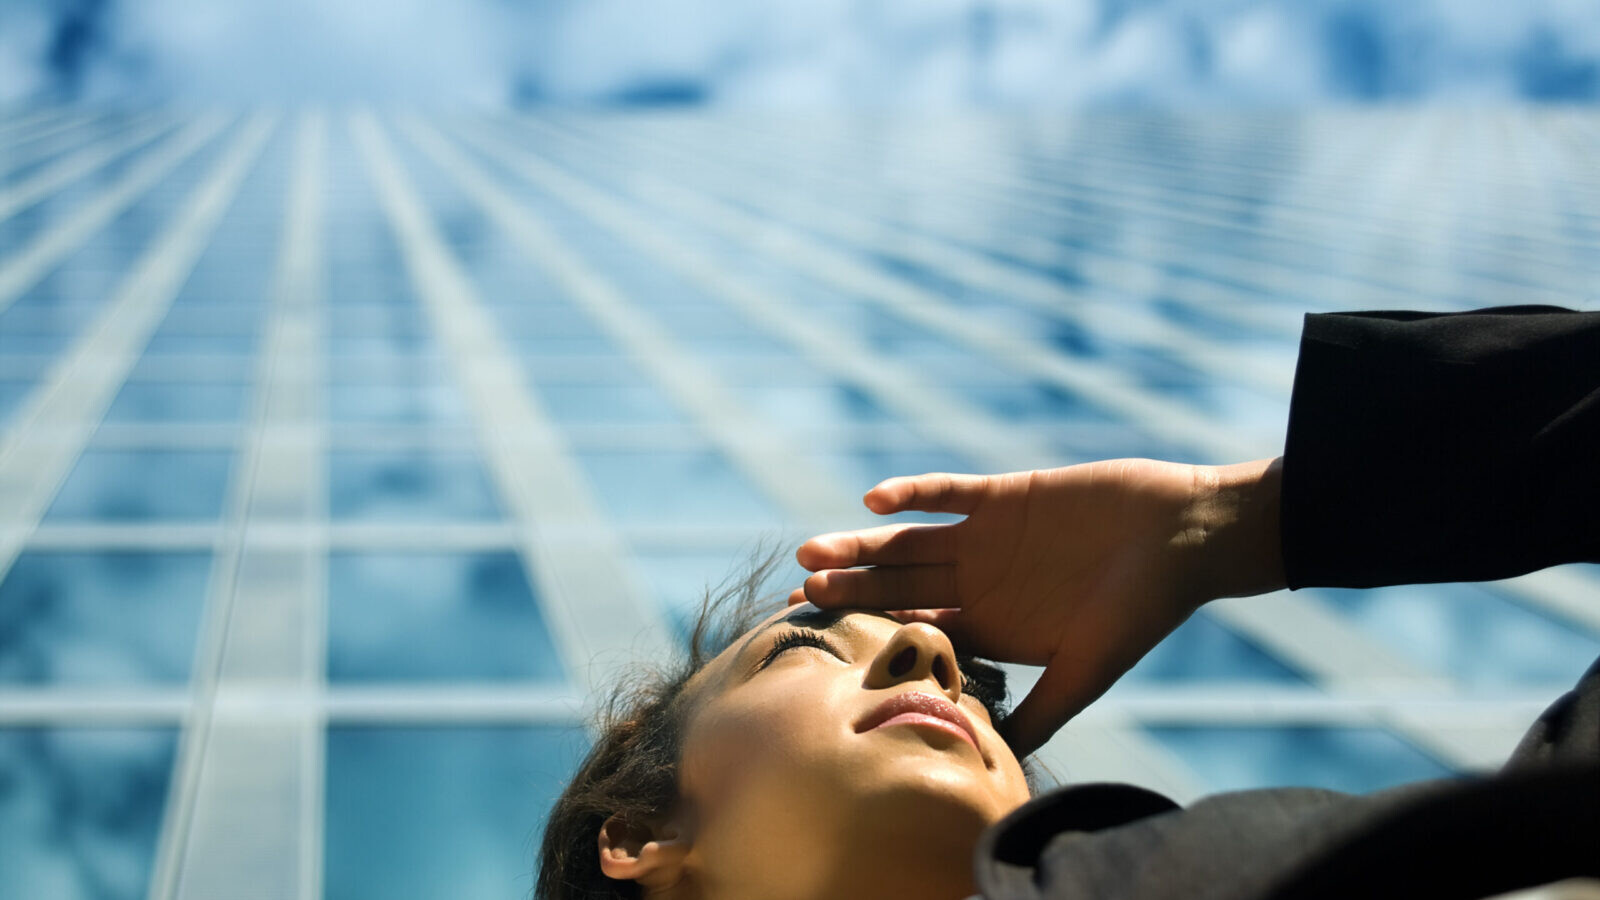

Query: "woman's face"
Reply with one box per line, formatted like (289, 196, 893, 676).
(666, 604, 1032, 900)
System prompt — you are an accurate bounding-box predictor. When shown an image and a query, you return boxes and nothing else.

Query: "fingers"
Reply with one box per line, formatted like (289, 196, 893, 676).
(800, 565, 960, 610)
(864, 472, 990, 516)
(890, 608, 981, 651)
(795, 523, 956, 571)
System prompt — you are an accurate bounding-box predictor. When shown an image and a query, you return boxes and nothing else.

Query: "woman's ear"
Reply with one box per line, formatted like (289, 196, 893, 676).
(597, 813, 692, 892)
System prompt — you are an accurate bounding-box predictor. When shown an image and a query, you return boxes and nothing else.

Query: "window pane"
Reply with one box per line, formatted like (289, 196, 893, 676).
(0, 551, 213, 685)
(0, 332, 70, 355)
(328, 450, 501, 521)
(1121, 613, 1307, 684)
(324, 726, 585, 900)
(143, 332, 257, 355)
(576, 450, 781, 526)
(327, 381, 469, 425)
(45, 449, 233, 521)
(735, 382, 891, 427)
(630, 549, 806, 643)
(103, 381, 249, 423)
(0, 727, 177, 900)
(0, 379, 33, 427)
(328, 552, 566, 683)
(949, 380, 1115, 424)
(1318, 584, 1600, 688)
(531, 383, 686, 425)
(1144, 726, 1453, 794)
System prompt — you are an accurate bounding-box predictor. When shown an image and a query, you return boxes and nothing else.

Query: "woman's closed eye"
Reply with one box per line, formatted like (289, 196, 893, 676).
(758, 627, 985, 698)
(757, 629, 844, 670)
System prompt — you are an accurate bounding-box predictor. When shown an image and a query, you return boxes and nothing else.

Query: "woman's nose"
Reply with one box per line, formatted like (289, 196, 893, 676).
(865, 623, 962, 701)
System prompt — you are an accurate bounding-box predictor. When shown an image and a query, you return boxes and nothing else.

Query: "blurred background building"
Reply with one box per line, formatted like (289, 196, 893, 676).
(0, 2, 1598, 898)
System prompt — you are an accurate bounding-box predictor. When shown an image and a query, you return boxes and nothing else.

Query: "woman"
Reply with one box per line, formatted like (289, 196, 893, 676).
(538, 307, 1600, 900)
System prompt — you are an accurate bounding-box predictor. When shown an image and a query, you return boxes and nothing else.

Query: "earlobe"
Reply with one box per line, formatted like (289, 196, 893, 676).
(597, 813, 691, 892)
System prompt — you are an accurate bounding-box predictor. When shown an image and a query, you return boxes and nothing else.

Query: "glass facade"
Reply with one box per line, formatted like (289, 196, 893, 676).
(0, 107, 1597, 897)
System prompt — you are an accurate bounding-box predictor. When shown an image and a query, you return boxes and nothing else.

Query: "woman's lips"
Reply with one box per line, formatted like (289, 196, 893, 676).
(858, 690, 980, 752)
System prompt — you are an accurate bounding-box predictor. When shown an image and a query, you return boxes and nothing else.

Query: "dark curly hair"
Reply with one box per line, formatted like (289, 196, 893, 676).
(534, 552, 1028, 900)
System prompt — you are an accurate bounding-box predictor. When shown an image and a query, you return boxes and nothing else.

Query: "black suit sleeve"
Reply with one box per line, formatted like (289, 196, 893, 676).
(1281, 305, 1600, 589)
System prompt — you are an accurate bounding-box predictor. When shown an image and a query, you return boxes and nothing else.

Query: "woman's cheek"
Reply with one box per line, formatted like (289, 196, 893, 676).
(684, 685, 847, 797)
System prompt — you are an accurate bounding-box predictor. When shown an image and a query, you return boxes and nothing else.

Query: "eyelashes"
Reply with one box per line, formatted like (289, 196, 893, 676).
(758, 629, 842, 669)
(757, 629, 1011, 723)
(953, 655, 1009, 720)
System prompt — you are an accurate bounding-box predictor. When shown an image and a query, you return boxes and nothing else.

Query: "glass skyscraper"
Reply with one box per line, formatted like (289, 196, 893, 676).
(1, 107, 1597, 898)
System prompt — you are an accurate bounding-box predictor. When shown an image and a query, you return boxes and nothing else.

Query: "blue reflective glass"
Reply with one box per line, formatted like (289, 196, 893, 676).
(0, 301, 103, 333)
(675, 331, 795, 356)
(576, 450, 782, 526)
(328, 305, 427, 335)
(328, 552, 566, 683)
(324, 726, 586, 900)
(327, 333, 434, 355)
(650, 302, 770, 339)
(156, 306, 262, 334)
(510, 334, 625, 355)
(486, 304, 606, 339)
(1145, 726, 1454, 794)
(45, 450, 233, 521)
(827, 305, 960, 356)
(887, 348, 1024, 385)
(0, 551, 212, 685)
(1316, 584, 1600, 688)
(0, 379, 32, 426)
(142, 332, 257, 355)
(736, 382, 891, 426)
(951, 380, 1116, 423)
(0, 728, 176, 900)
(328, 354, 455, 384)
(1122, 613, 1306, 684)
(102, 381, 249, 423)
(0, 331, 69, 355)
(128, 354, 254, 382)
(327, 381, 469, 424)
(328, 450, 502, 520)
(532, 382, 687, 425)
(1149, 297, 1275, 342)
(630, 549, 807, 642)
(864, 249, 982, 301)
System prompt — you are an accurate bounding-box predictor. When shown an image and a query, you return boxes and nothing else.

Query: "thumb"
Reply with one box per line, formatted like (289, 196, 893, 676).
(999, 654, 1112, 758)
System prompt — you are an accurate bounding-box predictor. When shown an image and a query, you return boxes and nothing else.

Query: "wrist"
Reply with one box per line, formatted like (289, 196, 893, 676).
(1187, 457, 1286, 603)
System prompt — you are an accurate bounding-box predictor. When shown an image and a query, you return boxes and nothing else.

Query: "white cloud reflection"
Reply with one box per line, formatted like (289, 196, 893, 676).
(1, 0, 1597, 106)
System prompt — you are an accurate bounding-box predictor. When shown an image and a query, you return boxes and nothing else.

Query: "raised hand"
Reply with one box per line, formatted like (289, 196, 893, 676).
(790, 458, 1284, 757)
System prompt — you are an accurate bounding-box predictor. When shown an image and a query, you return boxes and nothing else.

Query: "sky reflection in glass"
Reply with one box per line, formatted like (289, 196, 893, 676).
(1146, 726, 1453, 795)
(0, 727, 176, 900)
(103, 381, 249, 423)
(324, 726, 585, 900)
(1, 108, 1597, 893)
(45, 449, 233, 522)
(1317, 584, 1600, 689)
(1123, 614, 1306, 685)
(0, 551, 212, 685)
(328, 552, 566, 683)
(329, 449, 502, 521)
(576, 449, 781, 526)
(327, 380, 469, 425)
